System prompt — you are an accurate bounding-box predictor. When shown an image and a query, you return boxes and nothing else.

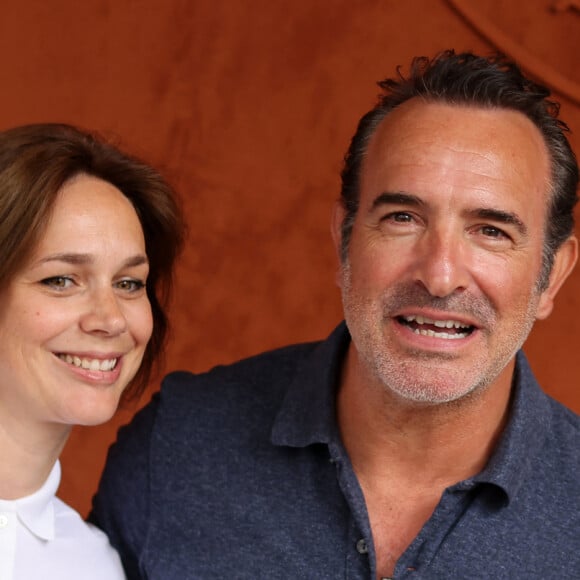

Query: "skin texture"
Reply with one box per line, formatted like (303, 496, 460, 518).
(334, 99, 577, 407)
(0, 174, 152, 498)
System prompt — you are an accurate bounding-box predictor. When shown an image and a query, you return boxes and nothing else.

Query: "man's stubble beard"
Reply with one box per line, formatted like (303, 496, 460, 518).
(339, 260, 540, 405)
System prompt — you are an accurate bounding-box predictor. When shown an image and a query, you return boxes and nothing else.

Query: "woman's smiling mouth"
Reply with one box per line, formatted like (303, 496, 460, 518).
(56, 353, 119, 372)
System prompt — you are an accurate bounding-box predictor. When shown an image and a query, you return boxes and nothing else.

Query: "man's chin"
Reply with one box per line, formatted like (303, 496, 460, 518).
(373, 363, 484, 406)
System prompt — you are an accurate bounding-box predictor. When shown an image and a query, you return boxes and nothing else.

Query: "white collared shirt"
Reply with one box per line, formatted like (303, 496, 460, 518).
(0, 461, 125, 579)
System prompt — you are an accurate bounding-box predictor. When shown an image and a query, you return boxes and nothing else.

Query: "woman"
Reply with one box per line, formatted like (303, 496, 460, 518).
(0, 123, 184, 578)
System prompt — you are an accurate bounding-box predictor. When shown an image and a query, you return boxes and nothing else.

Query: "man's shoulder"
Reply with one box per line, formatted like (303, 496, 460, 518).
(154, 339, 324, 423)
(545, 395, 580, 458)
(526, 394, 580, 506)
(130, 338, 332, 477)
(516, 351, 580, 452)
(165, 339, 321, 392)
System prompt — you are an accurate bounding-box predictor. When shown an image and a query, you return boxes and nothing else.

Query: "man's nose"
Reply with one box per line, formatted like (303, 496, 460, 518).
(79, 288, 128, 336)
(411, 230, 470, 298)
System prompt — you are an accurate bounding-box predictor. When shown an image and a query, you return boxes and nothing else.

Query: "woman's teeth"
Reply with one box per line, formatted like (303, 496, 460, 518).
(58, 354, 118, 371)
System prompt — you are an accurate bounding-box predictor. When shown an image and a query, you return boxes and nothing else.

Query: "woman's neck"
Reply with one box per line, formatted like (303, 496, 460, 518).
(0, 414, 70, 499)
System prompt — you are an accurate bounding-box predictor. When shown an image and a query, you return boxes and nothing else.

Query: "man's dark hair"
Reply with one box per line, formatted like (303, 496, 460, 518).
(339, 49, 579, 289)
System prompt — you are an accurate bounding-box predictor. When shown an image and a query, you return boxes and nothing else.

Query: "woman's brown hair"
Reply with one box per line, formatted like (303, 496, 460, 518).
(0, 123, 185, 398)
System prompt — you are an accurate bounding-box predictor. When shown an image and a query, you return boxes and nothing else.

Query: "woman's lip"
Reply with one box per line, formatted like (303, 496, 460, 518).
(54, 350, 124, 359)
(56, 352, 119, 372)
(54, 352, 124, 384)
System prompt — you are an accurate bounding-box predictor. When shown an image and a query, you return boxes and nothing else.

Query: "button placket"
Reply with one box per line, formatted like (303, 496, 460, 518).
(356, 538, 368, 554)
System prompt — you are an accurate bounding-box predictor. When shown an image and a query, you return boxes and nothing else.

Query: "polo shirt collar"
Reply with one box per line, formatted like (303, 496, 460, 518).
(468, 350, 551, 501)
(271, 322, 349, 447)
(272, 323, 551, 505)
(10, 460, 59, 541)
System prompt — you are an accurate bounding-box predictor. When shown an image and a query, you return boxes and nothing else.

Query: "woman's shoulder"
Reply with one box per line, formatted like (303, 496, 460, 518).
(51, 497, 126, 578)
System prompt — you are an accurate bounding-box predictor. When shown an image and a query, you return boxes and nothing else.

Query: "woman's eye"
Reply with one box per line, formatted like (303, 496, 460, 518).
(115, 279, 146, 293)
(40, 276, 74, 290)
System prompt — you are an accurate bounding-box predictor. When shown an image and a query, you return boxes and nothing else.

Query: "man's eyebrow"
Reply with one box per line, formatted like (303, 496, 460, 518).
(370, 193, 529, 237)
(470, 208, 528, 237)
(370, 191, 425, 210)
(37, 253, 149, 267)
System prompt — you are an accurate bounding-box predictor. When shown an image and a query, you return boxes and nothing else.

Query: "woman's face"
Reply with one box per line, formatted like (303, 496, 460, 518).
(0, 174, 153, 431)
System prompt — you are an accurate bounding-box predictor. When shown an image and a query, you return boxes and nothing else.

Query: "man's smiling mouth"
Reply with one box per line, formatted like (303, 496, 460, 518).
(397, 315, 475, 339)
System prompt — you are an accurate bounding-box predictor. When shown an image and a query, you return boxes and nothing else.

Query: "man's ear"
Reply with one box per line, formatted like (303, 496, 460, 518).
(331, 201, 346, 287)
(536, 235, 578, 320)
(331, 201, 346, 260)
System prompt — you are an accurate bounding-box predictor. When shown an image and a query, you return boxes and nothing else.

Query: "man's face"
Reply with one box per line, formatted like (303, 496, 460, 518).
(334, 99, 576, 405)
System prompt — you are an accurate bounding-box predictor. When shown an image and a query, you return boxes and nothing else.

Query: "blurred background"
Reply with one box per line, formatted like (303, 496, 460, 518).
(1, 0, 578, 516)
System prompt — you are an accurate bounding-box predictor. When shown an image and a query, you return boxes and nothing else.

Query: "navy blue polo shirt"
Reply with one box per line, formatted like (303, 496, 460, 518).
(91, 323, 580, 579)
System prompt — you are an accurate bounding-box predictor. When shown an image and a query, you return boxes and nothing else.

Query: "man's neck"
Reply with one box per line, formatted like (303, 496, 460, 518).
(337, 345, 513, 489)
(336, 346, 515, 578)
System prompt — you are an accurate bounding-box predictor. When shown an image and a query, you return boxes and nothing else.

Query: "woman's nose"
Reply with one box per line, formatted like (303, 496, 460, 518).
(79, 288, 128, 336)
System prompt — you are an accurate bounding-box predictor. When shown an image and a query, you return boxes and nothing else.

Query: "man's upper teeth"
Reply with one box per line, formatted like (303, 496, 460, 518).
(403, 315, 469, 329)
(59, 354, 117, 371)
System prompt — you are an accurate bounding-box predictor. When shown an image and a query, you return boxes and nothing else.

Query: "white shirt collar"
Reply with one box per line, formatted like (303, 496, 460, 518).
(0, 461, 60, 541)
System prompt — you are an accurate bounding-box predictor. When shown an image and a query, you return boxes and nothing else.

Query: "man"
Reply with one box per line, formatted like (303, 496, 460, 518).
(92, 51, 580, 579)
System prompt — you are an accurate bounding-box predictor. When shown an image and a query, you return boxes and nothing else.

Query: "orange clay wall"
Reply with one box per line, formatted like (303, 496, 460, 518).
(0, 0, 578, 516)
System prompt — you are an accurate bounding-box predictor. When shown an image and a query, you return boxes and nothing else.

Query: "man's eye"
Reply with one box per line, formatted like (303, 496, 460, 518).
(481, 225, 507, 239)
(40, 276, 73, 289)
(386, 212, 413, 223)
(115, 279, 146, 293)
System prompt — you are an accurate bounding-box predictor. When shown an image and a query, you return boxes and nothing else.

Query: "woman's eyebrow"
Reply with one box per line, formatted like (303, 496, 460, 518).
(37, 253, 149, 267)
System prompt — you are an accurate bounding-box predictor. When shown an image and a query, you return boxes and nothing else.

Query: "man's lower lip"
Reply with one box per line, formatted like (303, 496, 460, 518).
(395, 320, 477, 345)
(408, 327, 471, 340)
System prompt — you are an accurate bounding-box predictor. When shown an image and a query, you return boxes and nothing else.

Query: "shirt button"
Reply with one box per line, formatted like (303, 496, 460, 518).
(356, 538, 368, 554)
(0, 514, 8, 528)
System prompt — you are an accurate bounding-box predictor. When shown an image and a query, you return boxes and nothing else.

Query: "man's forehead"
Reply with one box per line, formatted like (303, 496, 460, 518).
(367, 99, 546, 151)
(360, 100, 552, 205)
